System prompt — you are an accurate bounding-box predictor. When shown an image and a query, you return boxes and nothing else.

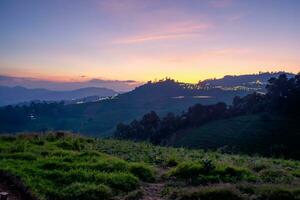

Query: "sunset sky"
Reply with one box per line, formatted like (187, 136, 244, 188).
(0, 0, 299, 83)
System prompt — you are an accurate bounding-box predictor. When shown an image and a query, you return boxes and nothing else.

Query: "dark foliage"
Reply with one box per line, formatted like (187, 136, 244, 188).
(114, 73, 300, 145)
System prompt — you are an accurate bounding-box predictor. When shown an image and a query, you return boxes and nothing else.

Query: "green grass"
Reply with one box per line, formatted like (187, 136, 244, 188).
(1, 132, 300, 200)
(0, 133, 154, 200)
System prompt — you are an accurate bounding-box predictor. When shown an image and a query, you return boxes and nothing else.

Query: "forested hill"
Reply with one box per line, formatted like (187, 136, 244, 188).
(0, 72, 295, 136)
(115, 73, 300, 159)
(0, 76, 252, 135)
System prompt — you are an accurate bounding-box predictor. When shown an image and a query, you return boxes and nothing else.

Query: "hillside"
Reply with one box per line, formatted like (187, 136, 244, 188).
(172, 114, 300, 159)
(0, 86, 117, 106)
(0, 79, 251, 135)
(1, 133, 300, 200)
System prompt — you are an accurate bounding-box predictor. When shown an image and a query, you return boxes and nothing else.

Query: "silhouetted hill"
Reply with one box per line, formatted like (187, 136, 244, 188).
(0, 86, 117, 106)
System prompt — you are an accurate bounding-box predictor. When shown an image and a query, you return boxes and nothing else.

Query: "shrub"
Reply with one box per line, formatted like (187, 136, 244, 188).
(61, 183, 112, 200)
(250, 161, 269, 172)
(202, 159, 216, 173)
(129, 163, 155, 182)
(106, 173, 139, 192)
(50, 150, 74, 157)
(73, 139, 84, 151)
(169, 162, 203, 180)
(291, 170, 300, 178)
(44, 170, 139, 192)
(8, 141, 28, 153)
(76, 159, 128, 172)
(259, 169, 293, 183)
(166, 157, 179, 167)
(216, 166, 256, 182)
(56, 140, 84, 151)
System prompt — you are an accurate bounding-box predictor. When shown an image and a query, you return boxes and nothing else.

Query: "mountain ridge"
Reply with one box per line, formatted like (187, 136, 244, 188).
(0, 86, 117, 106)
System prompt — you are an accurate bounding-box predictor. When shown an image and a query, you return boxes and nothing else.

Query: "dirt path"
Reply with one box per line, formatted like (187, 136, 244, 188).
(0, 181, 25, 200)
(140, 183, 165, 200)
(0, 173, 37, 200)
(139, 168, 168, 200)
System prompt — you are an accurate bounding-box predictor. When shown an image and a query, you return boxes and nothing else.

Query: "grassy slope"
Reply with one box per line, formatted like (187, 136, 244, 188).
(173, 114, 300, 158)
(1, 133, 300, 200)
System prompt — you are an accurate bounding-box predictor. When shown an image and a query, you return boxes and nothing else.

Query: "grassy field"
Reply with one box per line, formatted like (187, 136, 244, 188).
(1, 133, 300, 200)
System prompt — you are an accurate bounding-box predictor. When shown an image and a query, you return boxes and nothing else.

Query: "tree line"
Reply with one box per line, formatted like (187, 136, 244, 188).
(114, 73, 300, 144)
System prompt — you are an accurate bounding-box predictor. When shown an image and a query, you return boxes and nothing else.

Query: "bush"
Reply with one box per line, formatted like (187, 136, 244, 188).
(259, 169, 293, 183)
(31, 139, 45, 146)
(202, 159, 216, 173)
(250, 161, 269, 172)
(76, 159, 128, 172)
(166, 157, 179, 167)
(292, 170, 300, 178)
(44, 170, 139, 192)
(216, 166, 256, 182)
(106, 173, 139, 192)
(8, 141, 28, 153)
(56, 140, 84, 151)
(169, 162, 203, 180)
(129, 163, 155, 182)
(61, 183, 112, 200)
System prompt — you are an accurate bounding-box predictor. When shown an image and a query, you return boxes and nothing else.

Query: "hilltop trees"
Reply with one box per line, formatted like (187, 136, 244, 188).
(114, 102, 230, 144)
(114, 73, 300, 144)
(266, 73, 300, 114)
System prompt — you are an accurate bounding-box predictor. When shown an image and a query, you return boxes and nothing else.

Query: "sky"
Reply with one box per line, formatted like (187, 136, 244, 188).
(0, 0, 299, 83)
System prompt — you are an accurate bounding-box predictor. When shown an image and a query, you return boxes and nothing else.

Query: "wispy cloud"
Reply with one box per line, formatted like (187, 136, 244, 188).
(209, 0, 234, 8)
(113, 21, 212, 44)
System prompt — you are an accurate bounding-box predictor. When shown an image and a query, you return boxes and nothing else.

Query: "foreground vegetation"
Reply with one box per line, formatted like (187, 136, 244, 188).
(1, 132, 300, 200)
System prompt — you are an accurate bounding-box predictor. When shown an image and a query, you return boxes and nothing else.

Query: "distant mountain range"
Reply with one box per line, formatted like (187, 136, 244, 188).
(0, 86, 117, 106)
(0, 75, 142, 92)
